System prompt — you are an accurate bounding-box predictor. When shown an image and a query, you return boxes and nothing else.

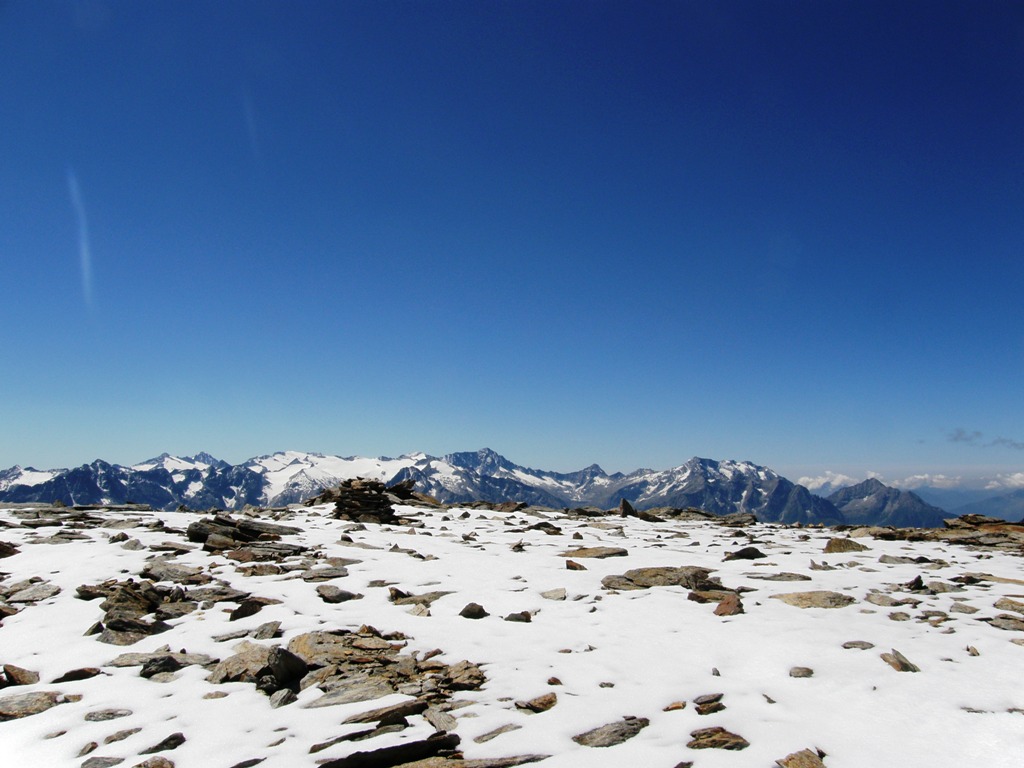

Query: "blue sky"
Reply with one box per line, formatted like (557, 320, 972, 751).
(2, 1, 1022, 489)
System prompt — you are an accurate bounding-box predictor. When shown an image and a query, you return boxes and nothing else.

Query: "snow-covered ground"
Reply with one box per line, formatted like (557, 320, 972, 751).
(1, 502, 1022, 767)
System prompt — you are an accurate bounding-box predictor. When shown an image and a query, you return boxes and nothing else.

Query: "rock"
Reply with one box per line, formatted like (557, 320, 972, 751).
(516, 693, 557, 713)
(388, 588, 453, 607)
(139, 733, 186, 754)
(504, 611, 532, 623)
(104, 728, 142, 744)
(950, 602, 979, 614)
(540, 588, 567, 601)
(693, 693, 724, 715)
(132, 758, 175, 768)
(317, 585, 363, 604)
(789, 666, 814, 678)
(565, 560, 587, 571)
(602, 566, 722, 591)
(8, 582, 61, 603)
(572, 716, 649, 747)
(53, 667, 102, 683)
(269, 688, 296, 708)
(460, 603, 489, 619)
(140, 559, 210, 585)
(881, 649, 920, 672)
(206, 642, 273, 685)
(723, 546, 767, 561)
(687, 726, 750, 750)
(842, 641, 875, 650)
(994, 597, 1024, 615)
(776, 748, 827, 767)
(84, 709, 133, 721)
(424, 706, 457, 731)
(747, 572, 812, 582)
(267, 646, 308, 690)
(82, 759, 125, 768)
(824, 538, 869, 553)
(559, 547, 628, 559)
(447, 660, 486, 690)
(714, 593, 744, 616)
(771, 591, 856, 609)
(3, 664, 40, 686)
(0, 541, 19, 558)
(986, 614, 1024, 632)
(474, 723, 523, 743)
(343, 699, 428, 724)
(0, 690, 64, 720)
(317, 731, 460, 768)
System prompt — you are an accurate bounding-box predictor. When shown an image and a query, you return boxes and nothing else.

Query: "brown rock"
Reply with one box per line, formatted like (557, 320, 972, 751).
(3, 664, 40, 686)
(565, 560, 587, 571)
(823, 538, 869, 553)
(687, 726, 750, 750)
(776, 748, 827, 767)
(880, 649, 920, 672)
(714, 593, 744, 616)
(516, 693, 557, 713)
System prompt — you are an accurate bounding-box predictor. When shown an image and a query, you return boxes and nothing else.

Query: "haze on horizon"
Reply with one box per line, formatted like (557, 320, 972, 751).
(1, 1, 1022, 492)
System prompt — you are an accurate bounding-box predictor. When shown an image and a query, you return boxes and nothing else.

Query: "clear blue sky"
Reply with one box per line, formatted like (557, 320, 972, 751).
(2, 1, 1022, 489)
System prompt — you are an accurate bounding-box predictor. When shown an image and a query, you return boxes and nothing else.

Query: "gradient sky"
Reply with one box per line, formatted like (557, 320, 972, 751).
(2, 1, 1023, 489)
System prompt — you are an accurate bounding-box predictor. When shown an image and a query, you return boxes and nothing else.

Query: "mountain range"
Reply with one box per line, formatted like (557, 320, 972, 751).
(0, 448, 1015, 527)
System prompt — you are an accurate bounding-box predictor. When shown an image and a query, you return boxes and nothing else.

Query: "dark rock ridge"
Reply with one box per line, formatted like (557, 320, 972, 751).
(828, 478, 948, 527)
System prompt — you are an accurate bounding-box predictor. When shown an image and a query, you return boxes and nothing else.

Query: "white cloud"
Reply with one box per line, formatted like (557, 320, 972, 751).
(895, 474, 962, 490)
(797, 470, 859, 491)
(984, 472, 1024, 490)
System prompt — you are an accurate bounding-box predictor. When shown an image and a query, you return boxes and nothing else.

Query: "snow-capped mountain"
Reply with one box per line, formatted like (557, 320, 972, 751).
(0, 447, 922, 525)
(0, 465, 61, 493)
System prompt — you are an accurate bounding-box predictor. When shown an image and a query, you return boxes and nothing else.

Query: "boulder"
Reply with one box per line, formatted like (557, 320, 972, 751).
(771, 591, 856, 609)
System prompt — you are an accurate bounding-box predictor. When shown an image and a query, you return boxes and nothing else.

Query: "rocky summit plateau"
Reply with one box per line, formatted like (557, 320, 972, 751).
(2, 483, 1023, 768)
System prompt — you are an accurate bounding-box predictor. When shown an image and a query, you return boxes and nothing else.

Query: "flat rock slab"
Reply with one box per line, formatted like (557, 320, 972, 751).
(602, 566, 720, 591)
(559, 547, 628, 559)
(771, 591, 856, 609)
(0, 690, 66, 720)
(8, 582, 61, 602)
(572, 716, 649, 747)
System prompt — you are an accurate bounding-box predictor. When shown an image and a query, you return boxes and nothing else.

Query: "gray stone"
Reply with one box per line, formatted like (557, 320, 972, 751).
(84, 709, 133, 721)
(572, 716, 649, 747)
(0, 691, 64, 720)
(842, 641, 875, 650)
(789, 666, 814, 678)
(8, 582, 61, 603)
(771, 591, 856, 609)
(474, 724, 522, 743)
(316, 585, 362, 603)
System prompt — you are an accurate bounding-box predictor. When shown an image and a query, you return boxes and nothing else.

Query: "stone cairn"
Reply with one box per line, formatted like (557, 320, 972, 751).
(305, 478, 436, 525)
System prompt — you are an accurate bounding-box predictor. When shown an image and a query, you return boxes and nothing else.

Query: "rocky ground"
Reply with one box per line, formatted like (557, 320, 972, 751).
(1, 485, 1023, 767)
